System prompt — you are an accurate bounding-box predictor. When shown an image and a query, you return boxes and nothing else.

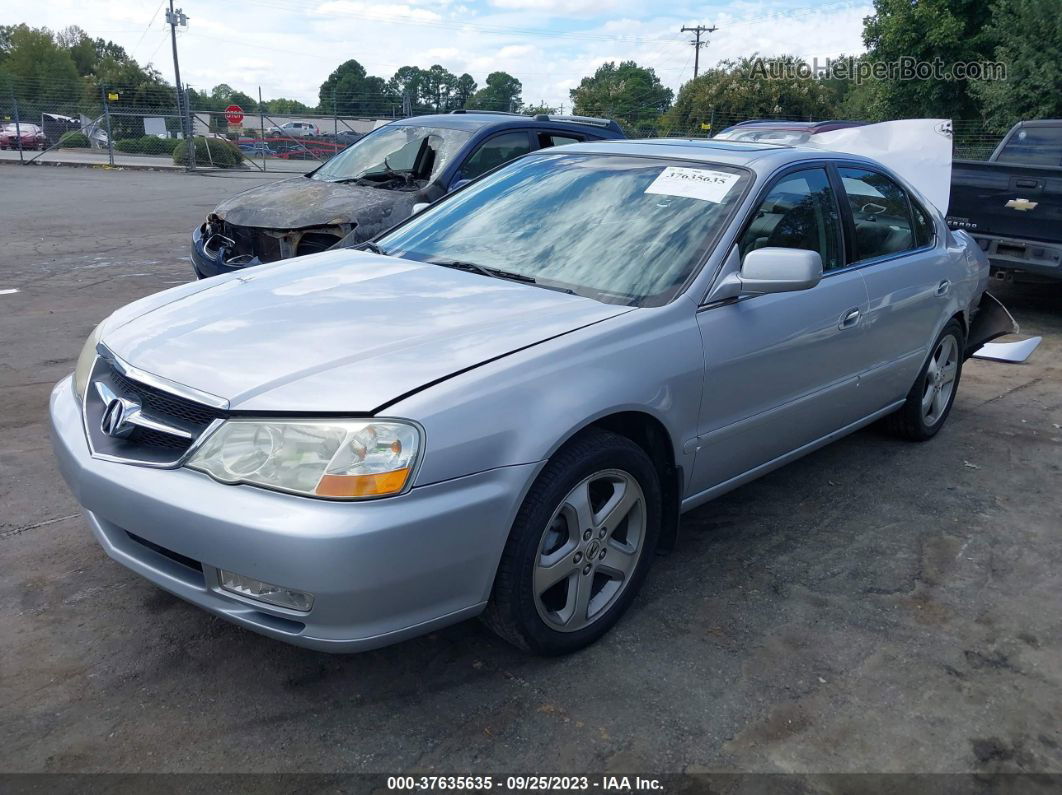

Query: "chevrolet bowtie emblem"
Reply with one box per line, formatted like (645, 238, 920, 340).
(1005, 198, 1038, 211)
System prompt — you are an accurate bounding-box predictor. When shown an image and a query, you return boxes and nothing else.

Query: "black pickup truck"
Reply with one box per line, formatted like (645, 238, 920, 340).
(947, 119, 1062, 282)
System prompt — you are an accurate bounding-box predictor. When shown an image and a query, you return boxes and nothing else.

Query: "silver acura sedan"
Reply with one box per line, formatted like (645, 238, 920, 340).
(51, 139, 1008, 655)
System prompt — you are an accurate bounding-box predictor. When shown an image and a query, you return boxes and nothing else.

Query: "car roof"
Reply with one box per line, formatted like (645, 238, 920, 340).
(387, 112, 623, 137)
(531, 137, 879, 171)
(720, 119, 869, 134)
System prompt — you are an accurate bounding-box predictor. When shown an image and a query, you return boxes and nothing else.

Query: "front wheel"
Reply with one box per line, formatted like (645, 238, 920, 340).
(886, 319, 964, 441)
(483, 428, 661, 655)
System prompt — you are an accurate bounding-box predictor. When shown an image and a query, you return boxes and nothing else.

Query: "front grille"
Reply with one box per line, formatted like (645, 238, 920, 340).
(84, 357, 226, 466)
(109, 367, 220, 428)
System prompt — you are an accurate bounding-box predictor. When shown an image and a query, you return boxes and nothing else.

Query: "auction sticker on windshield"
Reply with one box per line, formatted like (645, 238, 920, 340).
(645, 167, 740, 203)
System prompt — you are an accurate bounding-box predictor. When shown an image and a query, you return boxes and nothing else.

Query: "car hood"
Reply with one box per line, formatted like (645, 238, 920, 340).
(101, 250, 631, 413)
(213, 176, 417, 230)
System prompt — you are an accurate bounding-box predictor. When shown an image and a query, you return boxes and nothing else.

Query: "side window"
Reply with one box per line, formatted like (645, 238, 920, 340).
(912, 200, 935, 248)
(537, 132, 583, 149)
(460, 132, 532, 181)
(738, 167, 842, 271)
(838, 167, 915, 261)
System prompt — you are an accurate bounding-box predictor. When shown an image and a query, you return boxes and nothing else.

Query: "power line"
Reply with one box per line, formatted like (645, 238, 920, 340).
(680, 24, 718, 79)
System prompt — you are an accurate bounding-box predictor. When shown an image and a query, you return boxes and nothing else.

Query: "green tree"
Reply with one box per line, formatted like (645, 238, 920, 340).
(970, 0, 1062, 132)
(660, 56, 839, 135)
(420, 64, 457, 111)
(860, 0, 997, 120)
(209, 83, 257, 112)
(523, 102, 559, 115)
(264, 97, 311, 115)
(467, 71, 522, 112)
(0, 25, 81, 115)
(0, 25, 15, 65)
(56, 26, 128, 77)
(453, 73, 477, 109)
(569, 60, 672, 132)
(320, 59, 387, 116)
(387, 65, 426, 112)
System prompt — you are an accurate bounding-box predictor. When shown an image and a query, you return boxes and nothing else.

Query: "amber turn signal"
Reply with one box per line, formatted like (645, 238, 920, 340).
(315, 468, 412, 498)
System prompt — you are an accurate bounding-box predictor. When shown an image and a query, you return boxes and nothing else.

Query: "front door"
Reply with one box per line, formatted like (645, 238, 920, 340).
(690, 166, 870, 495)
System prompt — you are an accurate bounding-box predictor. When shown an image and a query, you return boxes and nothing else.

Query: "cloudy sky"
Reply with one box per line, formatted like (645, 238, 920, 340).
(11, 0, 872, 109)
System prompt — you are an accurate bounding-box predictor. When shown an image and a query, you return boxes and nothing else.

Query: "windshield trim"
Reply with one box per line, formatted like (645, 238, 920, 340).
(307, 124, 472, 184)
(376, 151, 756, 308)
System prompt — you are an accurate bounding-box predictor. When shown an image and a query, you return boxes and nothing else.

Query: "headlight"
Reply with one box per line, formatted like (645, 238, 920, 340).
(73, 321, 106, 401)
(186, 419, 421, 499)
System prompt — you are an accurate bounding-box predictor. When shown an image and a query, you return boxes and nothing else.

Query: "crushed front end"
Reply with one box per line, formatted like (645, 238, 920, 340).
(192, 214, 353, 279)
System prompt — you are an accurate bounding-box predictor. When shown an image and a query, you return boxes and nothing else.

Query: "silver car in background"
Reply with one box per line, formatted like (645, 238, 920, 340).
(51, 139, 1006, 655)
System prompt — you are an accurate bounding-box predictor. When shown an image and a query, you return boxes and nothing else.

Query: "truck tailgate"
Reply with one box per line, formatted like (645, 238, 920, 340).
(948, 160, 1062, 243)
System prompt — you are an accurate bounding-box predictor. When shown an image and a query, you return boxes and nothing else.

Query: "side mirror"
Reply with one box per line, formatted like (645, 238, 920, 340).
(449, 178, 471, 192)
(739, 248, 822, 294)
(411, 202, 431, 215)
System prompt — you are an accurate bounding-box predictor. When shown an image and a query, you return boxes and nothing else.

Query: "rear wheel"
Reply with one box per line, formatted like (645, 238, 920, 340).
(483, 429, 661, 654)
(886, 319, 964, 441)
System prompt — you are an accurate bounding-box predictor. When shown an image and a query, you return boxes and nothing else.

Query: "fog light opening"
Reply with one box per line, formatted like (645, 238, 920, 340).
(218, 569, 314, 612)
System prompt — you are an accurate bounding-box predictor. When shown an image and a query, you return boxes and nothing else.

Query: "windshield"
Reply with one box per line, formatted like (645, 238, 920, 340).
(378, 153, 750, 306)
(311, 124, 471, 183)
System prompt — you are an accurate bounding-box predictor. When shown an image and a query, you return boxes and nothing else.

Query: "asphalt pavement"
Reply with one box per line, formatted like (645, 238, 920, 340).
(1, 166, 1060, 777)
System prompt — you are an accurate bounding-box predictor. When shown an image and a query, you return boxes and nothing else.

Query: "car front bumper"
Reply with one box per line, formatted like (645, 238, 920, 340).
(190, 223, 250, 279)
(50, 376, 537, 652)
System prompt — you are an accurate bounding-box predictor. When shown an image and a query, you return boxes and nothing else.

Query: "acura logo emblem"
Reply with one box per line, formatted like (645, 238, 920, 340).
(94, 381, 140, 439)
(101, 396, 140, 438)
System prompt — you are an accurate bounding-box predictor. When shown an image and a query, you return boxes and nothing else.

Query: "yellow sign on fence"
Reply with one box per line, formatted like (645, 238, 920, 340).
(107, 92, 119, 102)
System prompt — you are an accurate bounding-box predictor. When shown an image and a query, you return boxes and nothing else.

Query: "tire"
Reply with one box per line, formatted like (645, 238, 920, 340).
(886, 319, 965, 441)
(483, 428, 661, 655)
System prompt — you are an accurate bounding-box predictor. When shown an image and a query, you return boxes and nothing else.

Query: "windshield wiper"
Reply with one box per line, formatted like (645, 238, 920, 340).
(359, 241, 388, 255)
(429, 259, 536, 284)
(332, 168, 412, 184)
(427, 259, 577, 295)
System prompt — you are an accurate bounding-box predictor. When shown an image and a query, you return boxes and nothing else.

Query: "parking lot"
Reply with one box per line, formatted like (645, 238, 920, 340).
(1, 165, 1060, 775)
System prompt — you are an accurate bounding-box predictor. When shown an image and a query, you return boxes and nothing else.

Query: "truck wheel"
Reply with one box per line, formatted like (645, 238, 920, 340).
(483, 428, 661, 655)
(886, 319, 964, 441)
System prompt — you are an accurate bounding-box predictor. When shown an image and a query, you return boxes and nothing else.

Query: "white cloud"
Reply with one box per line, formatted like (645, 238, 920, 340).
(489, 0, 621, 13)
(12, 0, 871, 113)
(314, 0, 443, 23)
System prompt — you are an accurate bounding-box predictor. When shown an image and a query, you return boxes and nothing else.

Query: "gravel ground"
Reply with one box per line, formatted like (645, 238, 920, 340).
(1, 166, 1060, 777)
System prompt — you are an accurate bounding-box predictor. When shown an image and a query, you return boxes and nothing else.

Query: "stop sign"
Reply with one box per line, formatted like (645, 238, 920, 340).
(224, 104, 244, 125)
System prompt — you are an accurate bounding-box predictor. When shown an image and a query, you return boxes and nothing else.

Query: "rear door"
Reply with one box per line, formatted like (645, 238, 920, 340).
(450, 130, 534, 190)
(690, 165, 871, 493)
(834, 164, 954, 405)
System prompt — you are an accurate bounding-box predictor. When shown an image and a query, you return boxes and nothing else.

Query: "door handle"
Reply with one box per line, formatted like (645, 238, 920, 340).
(839, 308, 860, 329)
(936, 279, 951, 296)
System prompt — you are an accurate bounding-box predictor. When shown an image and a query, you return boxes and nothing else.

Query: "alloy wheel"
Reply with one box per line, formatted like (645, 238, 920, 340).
(922, 333, 958, 426)
(532, 469, 646, 633)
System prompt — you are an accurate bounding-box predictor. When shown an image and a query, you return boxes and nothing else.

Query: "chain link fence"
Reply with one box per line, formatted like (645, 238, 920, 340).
(2, 77, 1016, 173)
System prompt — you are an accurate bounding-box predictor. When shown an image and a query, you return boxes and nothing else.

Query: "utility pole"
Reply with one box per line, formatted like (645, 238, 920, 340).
(166, 0, 191, 168)
(681, 24, 717, 79)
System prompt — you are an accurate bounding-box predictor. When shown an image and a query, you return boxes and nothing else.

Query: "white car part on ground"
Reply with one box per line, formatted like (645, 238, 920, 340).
(972, 337, 1042, 363)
